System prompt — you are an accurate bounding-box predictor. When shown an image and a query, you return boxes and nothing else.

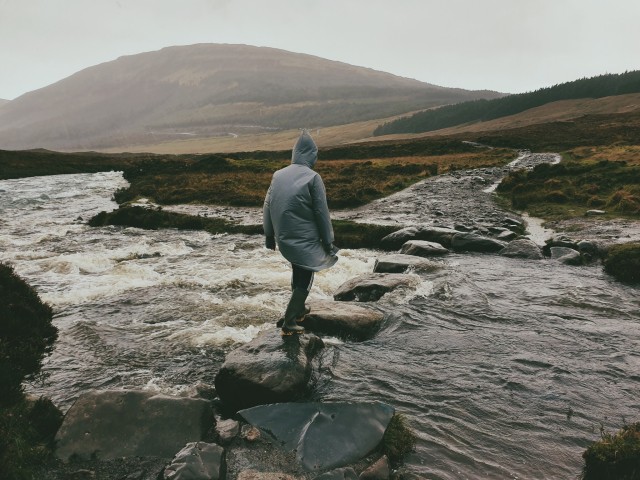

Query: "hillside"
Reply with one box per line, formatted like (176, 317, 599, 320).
(374, 71, 640, 136)
(0, 44, 501, 151)
(0, 99, 9, 108)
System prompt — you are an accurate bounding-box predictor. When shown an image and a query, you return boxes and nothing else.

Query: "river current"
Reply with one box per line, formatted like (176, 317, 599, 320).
(1, 170, 639, 479)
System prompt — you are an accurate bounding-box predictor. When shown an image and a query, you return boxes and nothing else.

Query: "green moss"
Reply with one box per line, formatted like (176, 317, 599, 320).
(604, 242, 640, 284)
(382, 413, 417, 464)
(582, 422, 640, 480)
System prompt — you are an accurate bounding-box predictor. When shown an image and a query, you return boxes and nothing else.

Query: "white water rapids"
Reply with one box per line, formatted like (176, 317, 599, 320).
(1, 170, 639, 479)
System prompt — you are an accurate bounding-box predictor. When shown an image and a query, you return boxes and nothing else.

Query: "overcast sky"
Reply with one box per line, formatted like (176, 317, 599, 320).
(1, 0, 639, 100)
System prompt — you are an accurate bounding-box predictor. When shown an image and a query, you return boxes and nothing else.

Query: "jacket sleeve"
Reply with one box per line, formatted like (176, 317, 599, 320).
(263, 184, 274, 237)
(310, 174, 334, 246)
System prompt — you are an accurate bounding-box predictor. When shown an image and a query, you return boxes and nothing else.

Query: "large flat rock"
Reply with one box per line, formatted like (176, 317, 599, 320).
(214, 331, 324, 411)
(373, 254, 443, 274)
(55, 390, 214, 461)
(239, 402, 395, 471)
(333, 273, 418, 302)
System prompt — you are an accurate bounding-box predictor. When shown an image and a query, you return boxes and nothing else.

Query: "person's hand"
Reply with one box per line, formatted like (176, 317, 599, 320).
(324, 242, 339, 255)
(265, 236, 276, 250)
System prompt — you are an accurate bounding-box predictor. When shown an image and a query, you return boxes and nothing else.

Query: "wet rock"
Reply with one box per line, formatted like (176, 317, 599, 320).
(302, 299, 384, 341)
(550, 247, 583, 265)
(497, 230, 518, 241)
(359, 456, 390, 480)
(334, 274, 417, 302)
(380, 226, 458, 250)
(451, 232, 507, 253)
(214, 331, 324, 411)
(215, 418, 240, 445)
(163, 442, 225, 480)
(55, 390, 214, 461)
(315, 468, 358, 480)
(399, 240, 449, 257)
(499, 239, 543, 260)
(453, 224, 473, 232)
(488, 226, 508, 234)
(577, 240, 601, 256)
(238, 402, 395, 471)
(374, 254, 443, 273)
(237, 471, 298, 480)
(544, 235, 578, 255)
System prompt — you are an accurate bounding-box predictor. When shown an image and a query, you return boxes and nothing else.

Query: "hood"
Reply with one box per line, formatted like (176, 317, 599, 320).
(291, 131, 318, 168)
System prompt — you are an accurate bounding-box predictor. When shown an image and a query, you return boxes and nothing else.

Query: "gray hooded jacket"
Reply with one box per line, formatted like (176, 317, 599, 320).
(263, 131, 338, 272)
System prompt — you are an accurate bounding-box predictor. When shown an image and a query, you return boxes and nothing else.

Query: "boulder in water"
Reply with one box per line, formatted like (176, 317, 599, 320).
(380, 226, 457, 250)
(451, 232, 507, 253)
(302, 300, 384, 341)
(55, 390, 214, 461)
(499, 238, 543, 260)
(214, 331, 324, 411)
(550, 246, 583, 265)
(399, 240, 449, 257)
(334, 274, 418, 302)
(374, 254, 443, 273)
(238, 402, 395, 471)
(359, 456, 390, 480)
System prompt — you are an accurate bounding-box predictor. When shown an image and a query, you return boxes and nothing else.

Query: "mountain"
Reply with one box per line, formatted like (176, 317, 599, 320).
(374, 71, 640, 136)
(0, 99, 9, 108)
(0, 44, 502, 151)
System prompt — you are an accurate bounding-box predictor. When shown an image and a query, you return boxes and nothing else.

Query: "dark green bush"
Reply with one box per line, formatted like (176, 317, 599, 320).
(0, 264, 57, 405)
(582, 422, 640, 480)
(604, 242, 640, 283)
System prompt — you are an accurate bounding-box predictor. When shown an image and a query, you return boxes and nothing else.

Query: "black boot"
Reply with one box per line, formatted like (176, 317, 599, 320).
(281, 288, 308, 335)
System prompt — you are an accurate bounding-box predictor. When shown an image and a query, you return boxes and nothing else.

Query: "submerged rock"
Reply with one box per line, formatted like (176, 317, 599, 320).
(163, 442, 225, 480)
(334, 273, 417, 302)
(451, 232, 507, 253)
(399, 240, 449, 257)
(214, 331, 324, 411)
(55, 390, 214, 461)
(238, 402, 395, 471)
(374, 254, 443, 273)
(499, 238, 543, 260)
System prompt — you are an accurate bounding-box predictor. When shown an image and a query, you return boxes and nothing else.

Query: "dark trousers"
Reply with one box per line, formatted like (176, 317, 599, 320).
(291, 264, 314, 292)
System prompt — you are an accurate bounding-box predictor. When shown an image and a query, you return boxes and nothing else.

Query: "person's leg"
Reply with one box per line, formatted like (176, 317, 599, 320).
(282, 265, 314, 334)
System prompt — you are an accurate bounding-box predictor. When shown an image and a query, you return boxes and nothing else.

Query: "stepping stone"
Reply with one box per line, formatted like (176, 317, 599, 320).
(399, 240, 449, 257)
(499, 238, 543, 259)
(374, 254, 443, 273)
(214, 331, 324, 411)
(380, 226, 458, 250)
(302, 300, 384, 340)
(451, 232, 507, 253)
(239, 402, 395, 471)
(334, 273, 418, 302)
(55, 390, 214, 461)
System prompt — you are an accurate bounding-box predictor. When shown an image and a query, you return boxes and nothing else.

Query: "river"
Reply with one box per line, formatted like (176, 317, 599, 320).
(1, 168, 639, 479)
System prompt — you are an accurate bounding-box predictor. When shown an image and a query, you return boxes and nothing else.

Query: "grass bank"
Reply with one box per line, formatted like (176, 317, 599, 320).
(89, 206, 399, 250)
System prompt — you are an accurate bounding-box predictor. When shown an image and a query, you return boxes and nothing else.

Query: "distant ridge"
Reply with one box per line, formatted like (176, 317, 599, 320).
(374, 71, 640, 136)
(0, 44, 502, 151)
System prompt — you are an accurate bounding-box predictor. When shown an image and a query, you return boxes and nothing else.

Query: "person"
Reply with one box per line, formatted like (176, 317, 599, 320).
(263, 130, 339, 335)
